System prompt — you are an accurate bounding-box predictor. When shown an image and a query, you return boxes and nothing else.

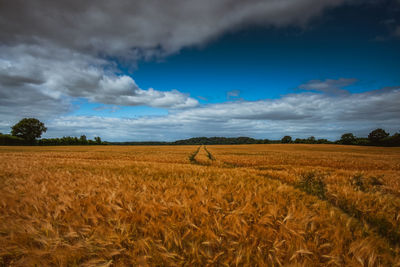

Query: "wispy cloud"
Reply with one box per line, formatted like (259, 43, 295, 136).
(298, 78, 357, 95)
(227, 90, 240, 99)
(93, 106, 120, 113)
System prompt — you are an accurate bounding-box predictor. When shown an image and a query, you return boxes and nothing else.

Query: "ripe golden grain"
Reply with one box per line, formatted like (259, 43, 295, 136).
(0, 145, 399, 266)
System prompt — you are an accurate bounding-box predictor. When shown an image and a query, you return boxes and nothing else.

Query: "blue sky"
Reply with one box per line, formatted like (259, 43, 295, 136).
(132, 2, 400, 102)
(1, 0, 400, 141)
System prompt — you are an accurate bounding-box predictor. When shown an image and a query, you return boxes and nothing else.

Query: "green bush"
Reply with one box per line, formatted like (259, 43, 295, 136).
(350, 174, 384, 192)
(297, 172, 326, 199)
(0, 134, 27, 145)
(350, 174, 366, 191)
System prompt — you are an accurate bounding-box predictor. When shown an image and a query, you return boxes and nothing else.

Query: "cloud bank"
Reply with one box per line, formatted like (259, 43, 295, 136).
(0, 44, 198, 123)
(31, 86, 400, 141)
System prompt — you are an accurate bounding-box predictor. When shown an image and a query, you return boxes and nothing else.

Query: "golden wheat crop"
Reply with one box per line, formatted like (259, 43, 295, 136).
(0, 144, 399, 266)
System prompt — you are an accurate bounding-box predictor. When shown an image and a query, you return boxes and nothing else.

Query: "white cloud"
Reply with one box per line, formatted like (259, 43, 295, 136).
(298, 78, 357, 95)
(81, 75, 198, 108)
(227, 90, 241, 99)
(36, 86, 400, 141)
(0, 44, 198, 122)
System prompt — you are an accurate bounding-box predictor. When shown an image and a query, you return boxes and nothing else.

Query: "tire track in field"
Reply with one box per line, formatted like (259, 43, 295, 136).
(203, 146, 216, 161)
(188, 146, 201, 164)
(250, 167, 400, 246)
(199, 146, 400, 248)
(259, 172, 400, 246)
(258, 169, 400, 246)
(189, 145, 216, 165)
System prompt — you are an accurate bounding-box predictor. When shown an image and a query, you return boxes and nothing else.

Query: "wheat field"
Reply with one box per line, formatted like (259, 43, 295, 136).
(0, 144, 399, 266)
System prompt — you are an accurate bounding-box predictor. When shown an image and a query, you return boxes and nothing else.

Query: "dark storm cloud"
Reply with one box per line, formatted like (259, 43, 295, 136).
(395, 26, 400, 36)
(0, 0, 350, 57)
(0, 74, 44, 87)
(0, 82, 71, 131)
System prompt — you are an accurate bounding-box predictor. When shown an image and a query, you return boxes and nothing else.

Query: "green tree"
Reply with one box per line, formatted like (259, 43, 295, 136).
(389, 133, 400, 146)
(11, 118, 47, 142)
(281, 135, 292, 143)
(80, 135, 88, 145)
(340, 133, 356, 145)
(294, 138, 303, 144)
(94, 136, 102, 144)
(368, 128, 389, 143)
(307, 136, 316, 144)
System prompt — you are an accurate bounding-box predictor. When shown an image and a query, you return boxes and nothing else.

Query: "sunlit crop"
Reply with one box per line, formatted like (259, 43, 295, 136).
(1, 144, 399, 266)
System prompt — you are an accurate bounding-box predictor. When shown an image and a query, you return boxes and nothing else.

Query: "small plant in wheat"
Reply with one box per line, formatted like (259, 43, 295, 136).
(297, 172, 326, 199)
(368, 176, 383, 187)
(350, 174, 366, 191)
(350, 174, 383, 192)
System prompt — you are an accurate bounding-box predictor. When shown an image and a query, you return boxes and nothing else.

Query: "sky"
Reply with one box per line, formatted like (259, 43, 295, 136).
(0, 0, 399, 141)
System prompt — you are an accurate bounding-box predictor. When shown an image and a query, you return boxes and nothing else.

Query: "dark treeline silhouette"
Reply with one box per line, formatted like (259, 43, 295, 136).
(1, 118, 399, 147)
(113, 130, 400, 146)
(2, 131, 400, 147)
(337, 129, 400, 147)
(1, 118, 105, 146)
(111, 141, 169, 146)
(112, 137, 273, 146)
(38, 136, 104, 146)
(0, 134, 28, 145)
(174, 136, 271, 145)
(0, 133, 105, 146)
(293, 137, 331, 144)
(110, 137, 332, 145)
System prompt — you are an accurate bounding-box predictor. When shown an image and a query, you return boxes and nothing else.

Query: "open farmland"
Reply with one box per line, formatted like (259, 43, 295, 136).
(1, 145, 400, 266)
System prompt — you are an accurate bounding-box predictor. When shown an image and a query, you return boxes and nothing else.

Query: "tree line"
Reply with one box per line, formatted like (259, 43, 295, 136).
(1, 118, 399, 147)
(0, 118, 104, 146)
(0, 133, 104, 146)
(111, 130, 400, 147)
(280, 128, 400, 146)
